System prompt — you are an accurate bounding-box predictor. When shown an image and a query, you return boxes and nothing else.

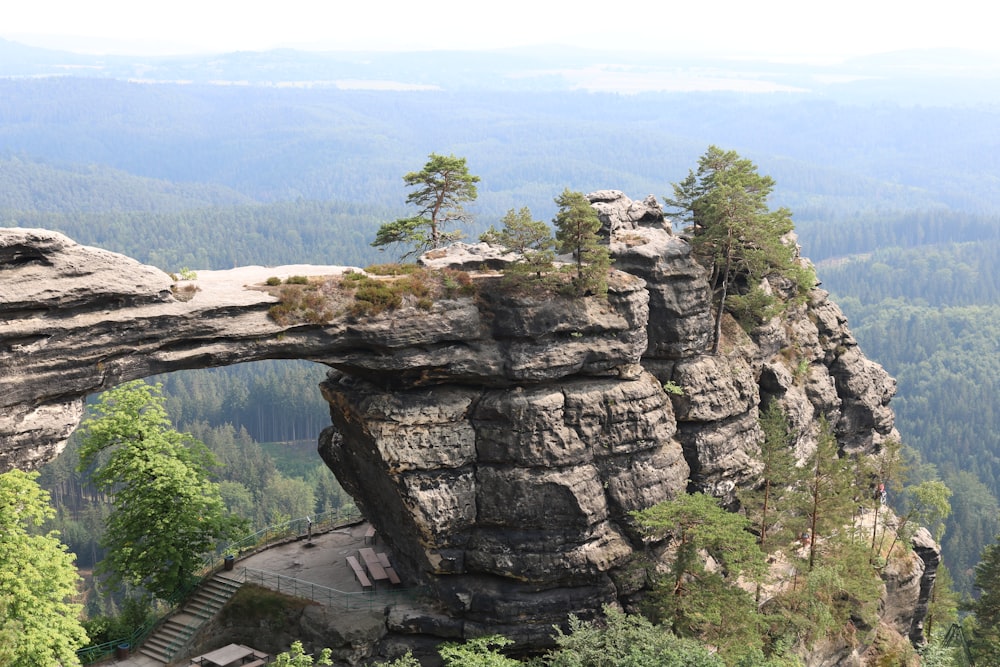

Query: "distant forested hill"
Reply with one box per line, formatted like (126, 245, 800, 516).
(6, 200, 392, 270)
(819, 240, 1000, 594)
(0, 155, 252, 212)
(2, 79, 999, 221)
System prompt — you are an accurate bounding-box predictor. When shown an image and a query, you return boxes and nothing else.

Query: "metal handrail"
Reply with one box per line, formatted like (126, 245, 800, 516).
(76, 505, 363, 663)
(238, 566, 419, 611)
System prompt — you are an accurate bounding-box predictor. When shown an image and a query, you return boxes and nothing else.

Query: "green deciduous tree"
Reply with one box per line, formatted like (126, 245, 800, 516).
(438, 635, 521, 667)
(272, 640, 333, 666)
(883, 479, 951, 562)
(667, 146, 811, 353)
(78, 380, 247, 601)
(544, 605, 725, 667)
(372, 153, 480, 259)
(552, 189, 612, 297)
(0, 469, 89, 666)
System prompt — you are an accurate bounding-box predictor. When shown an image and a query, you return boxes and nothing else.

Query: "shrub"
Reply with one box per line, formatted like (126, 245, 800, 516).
(267, 267, 481, 325)
(365, 263, 422, 276)
(171, 282, 200, 301)
(265, 276, 282, 286)
(663, 381, 685, 396)
(348, 282, 403, 316)
(268, 283, 335, 325)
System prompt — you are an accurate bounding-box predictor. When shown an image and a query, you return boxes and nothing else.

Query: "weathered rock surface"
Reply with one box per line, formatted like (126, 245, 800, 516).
(1, 198, 936, 664)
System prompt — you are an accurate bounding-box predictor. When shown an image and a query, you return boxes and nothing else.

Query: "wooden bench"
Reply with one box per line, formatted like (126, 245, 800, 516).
(364, 525, 376, 544)
(377, 552, 401, 585)
(242, 660, 267, 667)
(346, 555, 372, 589)
(359, 547, 389, 583)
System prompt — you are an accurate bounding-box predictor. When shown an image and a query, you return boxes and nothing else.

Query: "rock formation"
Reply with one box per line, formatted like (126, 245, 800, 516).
(0, 197, 933, 664)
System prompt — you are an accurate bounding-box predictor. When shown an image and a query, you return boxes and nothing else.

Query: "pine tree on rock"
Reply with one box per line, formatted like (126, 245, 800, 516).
(552, 189, 612, 297)
(801, 416, 856, 571)
(739, 402, 803, 555)
(480, 206, 554, 255)
(632, 492, 766, 659)
(372, 153, 480, 259)
(667, 146, 811, 353)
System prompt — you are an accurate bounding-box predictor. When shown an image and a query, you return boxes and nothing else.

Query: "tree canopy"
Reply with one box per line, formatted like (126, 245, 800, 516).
(632, 492, 767, 660)
(272, 640, 333, 666)
(372, 153, 480, 259)
(480, 206, 554, 255)
(0, 469, 89, 666)
(78, 380, 246, 600)
(667, 146, 809, 352)
(552, 189, 612, 297)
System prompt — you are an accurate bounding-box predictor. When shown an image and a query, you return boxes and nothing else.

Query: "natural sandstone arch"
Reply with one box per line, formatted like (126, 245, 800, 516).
(1, 227, 692, 646)
(2, 217, 922, 652)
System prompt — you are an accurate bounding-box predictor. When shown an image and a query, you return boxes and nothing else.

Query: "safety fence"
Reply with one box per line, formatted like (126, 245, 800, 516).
(239, 566, 419, 611)
(77, 505, 363, 664)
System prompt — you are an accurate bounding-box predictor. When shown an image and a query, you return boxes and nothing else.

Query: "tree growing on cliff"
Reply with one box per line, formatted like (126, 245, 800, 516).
(739, 402, 803, 556)
(481, 206, 557, 289)
(78, 380, 247, 601)
(666, 146, 812, 353)
(799, 417, 855, 572)
(0, 469, 89, 666)
(552, 189, 612, 297)
(632, 492, 767, 661)
(372, 153, 480, 259)
(480, 206, 554, 255)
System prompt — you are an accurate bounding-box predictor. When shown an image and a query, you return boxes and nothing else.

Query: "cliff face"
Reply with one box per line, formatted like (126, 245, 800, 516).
(0, 206, 932, 661)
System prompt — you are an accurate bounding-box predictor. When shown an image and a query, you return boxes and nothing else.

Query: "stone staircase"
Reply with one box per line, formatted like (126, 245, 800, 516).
(138, 575, 243, 664)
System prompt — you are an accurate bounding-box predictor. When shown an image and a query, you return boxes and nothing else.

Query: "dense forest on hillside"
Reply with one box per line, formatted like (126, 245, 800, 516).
(819, 240, 1000, 594)
(6, 69, 999, 609)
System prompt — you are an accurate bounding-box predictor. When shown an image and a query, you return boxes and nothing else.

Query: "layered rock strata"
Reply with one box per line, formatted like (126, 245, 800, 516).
(0, 204, 929, 660)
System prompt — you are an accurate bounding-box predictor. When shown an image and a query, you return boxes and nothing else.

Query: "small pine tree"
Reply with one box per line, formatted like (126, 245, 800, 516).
(632, 493, 766, 658)
(482, 206, 557, 290)
(799, 416, 856, 571)
(372, 153, 480, 259)
(480, 207, 554, 254)
(739, 402, 804, 555)
(552, 189, 612, 297)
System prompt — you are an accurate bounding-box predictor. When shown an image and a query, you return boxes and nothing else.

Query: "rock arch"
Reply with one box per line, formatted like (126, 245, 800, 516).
(2, 208, 923, 652)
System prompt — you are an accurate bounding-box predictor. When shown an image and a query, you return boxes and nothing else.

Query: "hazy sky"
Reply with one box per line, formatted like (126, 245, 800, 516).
(3, 0, 997, 59)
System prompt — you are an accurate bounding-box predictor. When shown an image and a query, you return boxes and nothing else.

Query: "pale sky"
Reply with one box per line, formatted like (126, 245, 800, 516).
(2, 0, 997, 60)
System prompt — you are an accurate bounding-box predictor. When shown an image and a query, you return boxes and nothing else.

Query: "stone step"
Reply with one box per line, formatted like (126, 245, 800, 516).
(139, 644, 172, 664)
(133, 575, 242, 663)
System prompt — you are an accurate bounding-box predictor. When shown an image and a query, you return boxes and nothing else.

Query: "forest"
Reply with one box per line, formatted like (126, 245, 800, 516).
(2, 44, 999, 661)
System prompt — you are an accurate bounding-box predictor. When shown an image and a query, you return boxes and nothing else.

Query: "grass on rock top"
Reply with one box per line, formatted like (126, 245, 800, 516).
(265, 264, 476, 325)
